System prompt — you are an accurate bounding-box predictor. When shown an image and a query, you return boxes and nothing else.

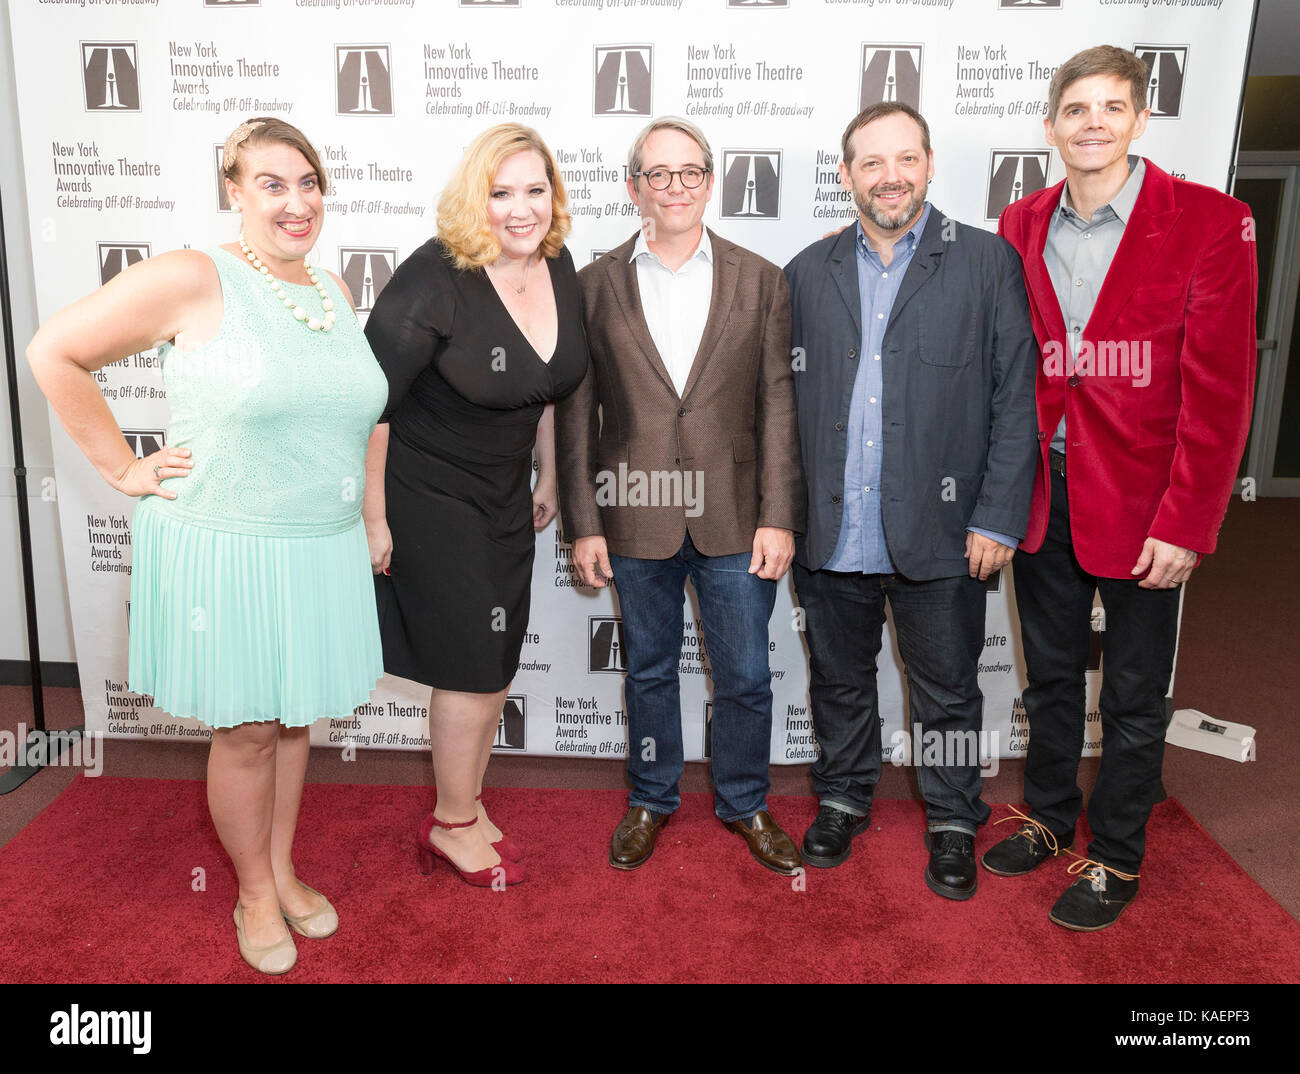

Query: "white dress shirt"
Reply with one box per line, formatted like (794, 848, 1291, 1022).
(631, 227, 714, 397)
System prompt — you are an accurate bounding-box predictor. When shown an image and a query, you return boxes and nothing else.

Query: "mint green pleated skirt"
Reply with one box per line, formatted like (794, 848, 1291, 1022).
(127, 498, 384, 728)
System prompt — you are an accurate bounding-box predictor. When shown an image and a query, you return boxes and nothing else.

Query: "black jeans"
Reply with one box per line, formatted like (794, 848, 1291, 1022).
(1013, 467, 1179, 873)
(792, 563, 991, 833)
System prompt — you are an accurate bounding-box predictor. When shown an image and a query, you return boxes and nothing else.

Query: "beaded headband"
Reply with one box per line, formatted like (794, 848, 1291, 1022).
(221, 120, 267, 174)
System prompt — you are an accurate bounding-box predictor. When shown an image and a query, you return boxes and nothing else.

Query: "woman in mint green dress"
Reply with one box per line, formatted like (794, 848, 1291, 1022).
(26, 119, 386, 976)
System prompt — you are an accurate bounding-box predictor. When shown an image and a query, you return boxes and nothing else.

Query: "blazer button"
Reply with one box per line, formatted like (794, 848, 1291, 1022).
(678, 408, 686, 416)
(831, 495, 841, 504)
(1037, 431, 1047, 441)
(1068, 375, 1080, 387)
(834, 421, 844, 431)
(848, 348, 857, 359)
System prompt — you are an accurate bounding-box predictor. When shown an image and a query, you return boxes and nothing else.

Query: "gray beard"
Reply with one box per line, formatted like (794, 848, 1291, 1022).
(856, 184, 925, 233)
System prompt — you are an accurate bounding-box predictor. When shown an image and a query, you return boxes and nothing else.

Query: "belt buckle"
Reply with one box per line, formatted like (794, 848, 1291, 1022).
(1049, 451, 1066, 477)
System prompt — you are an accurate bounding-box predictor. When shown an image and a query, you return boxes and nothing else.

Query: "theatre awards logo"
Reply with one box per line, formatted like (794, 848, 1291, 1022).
(82, 43, 140, 112)
(339, 248, 396, 313)
(860, 45, 923, 111)
(985, 150, 1050, 220)
(98, 243, 150, 285)
(1088, 608, 1104, 672)
(1135, 45, 1188, 119)
(493, 695, 527, 751)
(589, 617, 627, 674)
(593, 46, 652, 117)
(214, 145, 232, 212)
(122, 429, 166, 458)
(721, 150, 781, 220)
(336, 46, 393, 116)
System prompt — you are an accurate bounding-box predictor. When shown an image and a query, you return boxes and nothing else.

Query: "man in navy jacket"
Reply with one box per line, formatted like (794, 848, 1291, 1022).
(785, 102, 1038, 899)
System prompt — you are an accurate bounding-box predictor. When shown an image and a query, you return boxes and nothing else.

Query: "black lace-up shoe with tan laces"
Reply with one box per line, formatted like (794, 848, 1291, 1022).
(981, 812, 1074, 877)
(1049, 861, 1140, 931)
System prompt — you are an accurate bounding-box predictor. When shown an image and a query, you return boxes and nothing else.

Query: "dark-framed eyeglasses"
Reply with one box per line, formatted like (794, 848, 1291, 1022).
(636, 167, 711, 190)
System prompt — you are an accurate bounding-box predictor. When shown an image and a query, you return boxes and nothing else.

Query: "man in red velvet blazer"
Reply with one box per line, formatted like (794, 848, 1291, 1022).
(987, 45, 1256, 931)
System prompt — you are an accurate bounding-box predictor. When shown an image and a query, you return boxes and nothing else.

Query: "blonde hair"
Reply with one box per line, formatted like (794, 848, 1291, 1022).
(222, 117, 328, 195)
(437, 124, 570, 270)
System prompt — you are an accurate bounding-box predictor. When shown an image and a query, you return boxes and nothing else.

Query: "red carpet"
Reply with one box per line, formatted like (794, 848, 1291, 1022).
(1, 777, 1296, 983)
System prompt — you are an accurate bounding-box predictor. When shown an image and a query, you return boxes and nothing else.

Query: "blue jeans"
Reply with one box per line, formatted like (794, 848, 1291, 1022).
(609, 534, 777, 822)
(792, 563, 991, 834)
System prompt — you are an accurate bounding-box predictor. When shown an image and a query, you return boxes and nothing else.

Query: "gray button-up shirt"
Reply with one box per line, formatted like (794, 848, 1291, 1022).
(1043, 155, 1146, 452)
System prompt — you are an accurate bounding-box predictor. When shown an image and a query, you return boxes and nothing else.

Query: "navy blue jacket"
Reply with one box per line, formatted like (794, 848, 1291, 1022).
(784, 208, 1039, 579)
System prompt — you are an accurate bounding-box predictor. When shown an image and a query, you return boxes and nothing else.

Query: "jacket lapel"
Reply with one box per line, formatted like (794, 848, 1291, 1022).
(884, 205, 944, 330)
(604, 233, 677, 397)
(681, 229, 739, 401)
(1085, 160, 1181, 341)
(830, 226, 862, 339)
(1020, 182, 1070, 347)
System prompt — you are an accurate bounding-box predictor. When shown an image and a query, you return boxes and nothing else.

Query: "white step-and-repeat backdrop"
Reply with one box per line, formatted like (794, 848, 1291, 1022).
(8, 0, 1254, 762)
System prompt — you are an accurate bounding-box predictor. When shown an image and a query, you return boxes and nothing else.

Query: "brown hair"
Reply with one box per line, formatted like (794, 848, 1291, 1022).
(436, 124, 570, 271)
(221, 117, 329, 195)
(1047, 45, 1150, 121)
(627, 115, 714, 178)
(841, 102, 931, 168)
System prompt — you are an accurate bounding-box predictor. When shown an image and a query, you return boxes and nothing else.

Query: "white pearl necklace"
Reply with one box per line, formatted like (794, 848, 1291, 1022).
(238, 234, 336, 332)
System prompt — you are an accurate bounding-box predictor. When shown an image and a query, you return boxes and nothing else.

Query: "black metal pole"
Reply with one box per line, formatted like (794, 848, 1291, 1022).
(0, 185, 83, 793)
(1227, 0, 1263, 193)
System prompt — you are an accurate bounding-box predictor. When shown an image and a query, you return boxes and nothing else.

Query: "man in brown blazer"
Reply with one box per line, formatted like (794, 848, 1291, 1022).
(556, 116, 805, 875)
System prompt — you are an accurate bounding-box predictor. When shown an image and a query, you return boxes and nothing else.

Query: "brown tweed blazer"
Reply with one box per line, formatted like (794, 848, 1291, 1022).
(556, 228, 804, 559)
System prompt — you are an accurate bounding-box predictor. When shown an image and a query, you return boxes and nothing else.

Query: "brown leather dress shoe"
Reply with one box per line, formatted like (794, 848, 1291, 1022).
(609, 806, 669, 870)
(723, 810, 803, 875)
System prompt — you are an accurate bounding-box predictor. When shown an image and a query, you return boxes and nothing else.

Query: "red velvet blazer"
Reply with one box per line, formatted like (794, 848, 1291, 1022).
(998, 159, 1257, 579)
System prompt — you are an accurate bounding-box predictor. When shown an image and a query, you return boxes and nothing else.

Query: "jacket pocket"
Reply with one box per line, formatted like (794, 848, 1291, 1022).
(918, 315, 976, 367)
(732, 433, 757, 463)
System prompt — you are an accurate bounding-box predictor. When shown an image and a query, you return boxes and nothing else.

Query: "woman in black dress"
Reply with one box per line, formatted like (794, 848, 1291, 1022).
(363, 125, 587, 886)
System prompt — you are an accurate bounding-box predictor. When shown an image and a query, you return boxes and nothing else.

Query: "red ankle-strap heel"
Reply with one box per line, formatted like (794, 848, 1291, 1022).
(429, 788, 524, 863)
(476, 792, 525, 863)
(417, 811, 525, 887)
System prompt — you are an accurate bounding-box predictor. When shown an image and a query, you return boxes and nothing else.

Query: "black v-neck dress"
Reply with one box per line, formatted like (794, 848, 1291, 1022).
(364, 237, 588, 692)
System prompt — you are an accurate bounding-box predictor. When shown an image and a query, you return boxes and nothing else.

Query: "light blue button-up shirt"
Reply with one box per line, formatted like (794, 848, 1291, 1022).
(826, 203, 1015, 573)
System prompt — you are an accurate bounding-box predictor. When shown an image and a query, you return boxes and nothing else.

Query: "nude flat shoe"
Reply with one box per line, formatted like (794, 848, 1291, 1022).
(233, 904, 297, 975)
(280, 882, 338, 939)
